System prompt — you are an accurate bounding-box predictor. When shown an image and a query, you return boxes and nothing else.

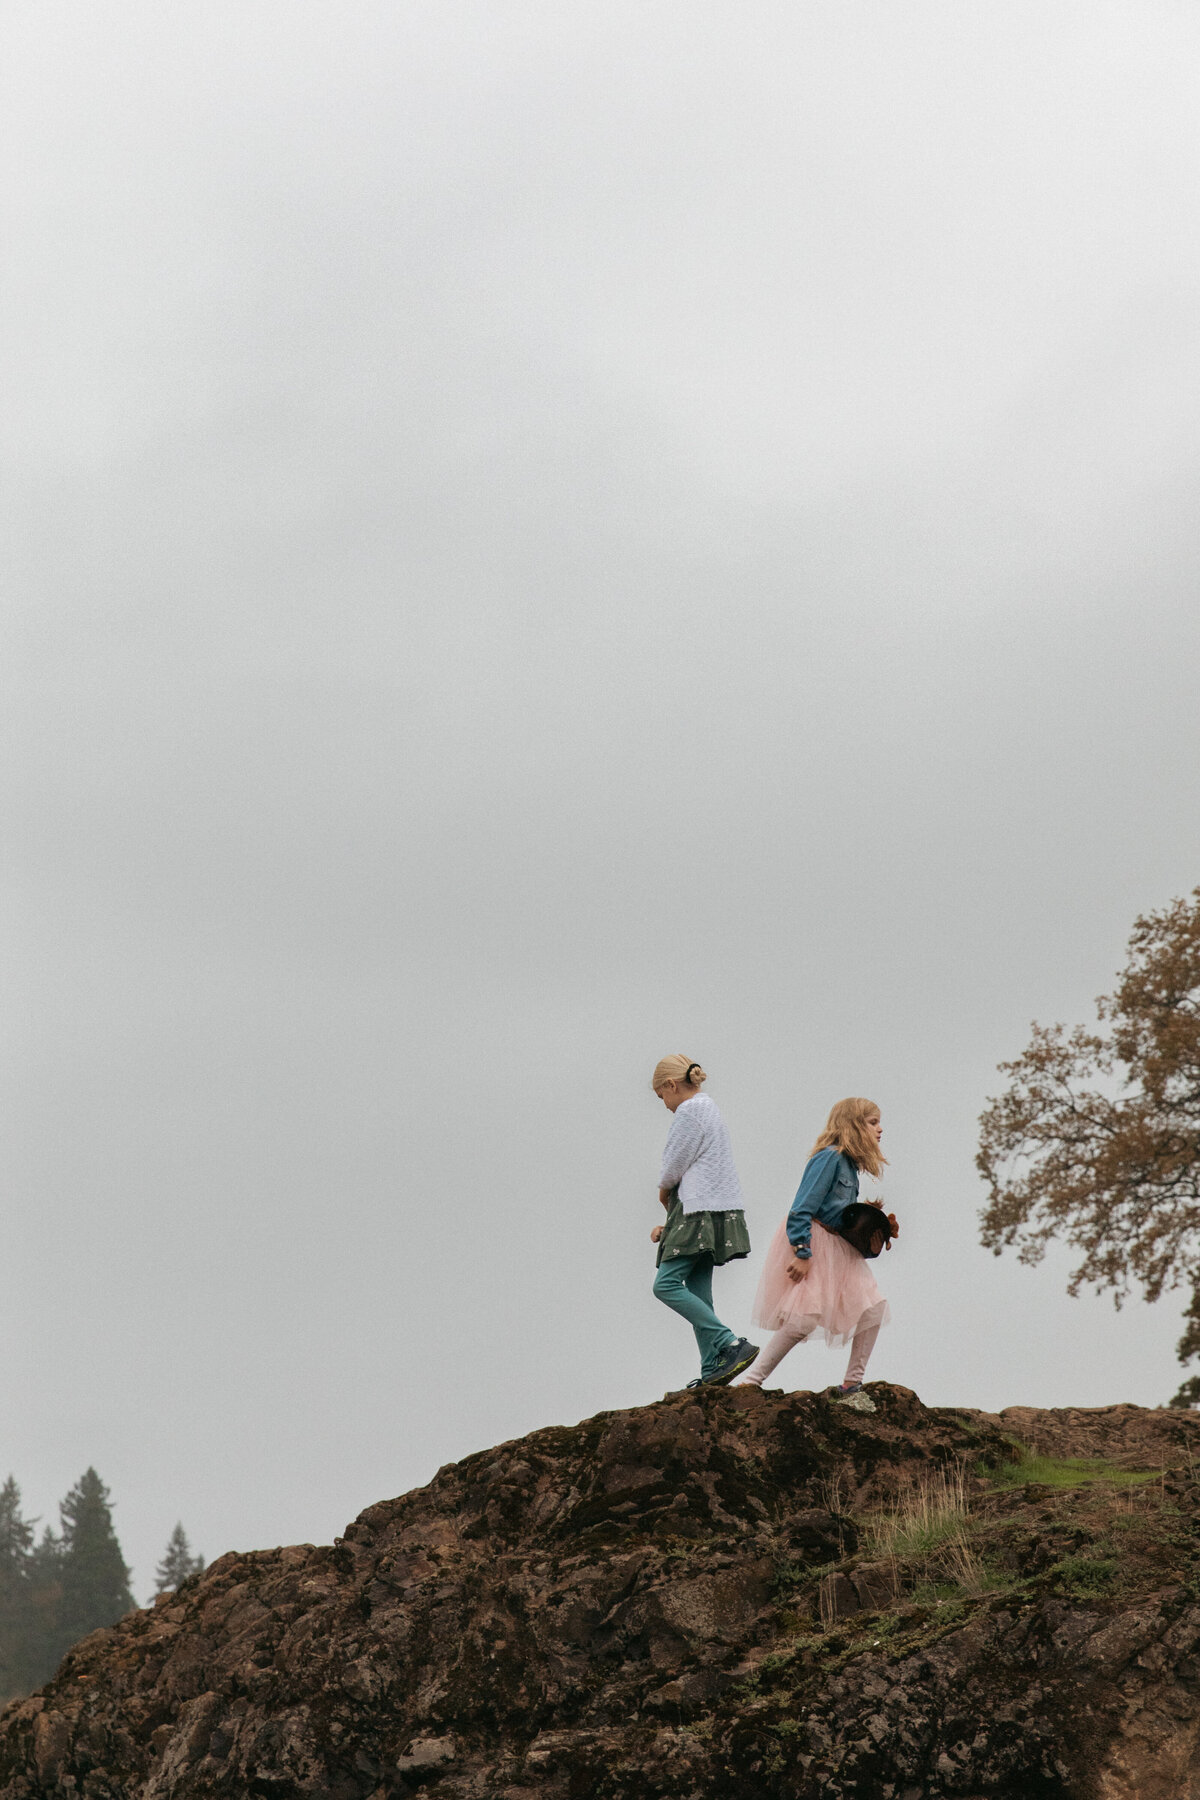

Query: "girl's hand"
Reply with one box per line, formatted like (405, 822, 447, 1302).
(651, 1225, 664, 1243)
(786, 1256, 810, 1283)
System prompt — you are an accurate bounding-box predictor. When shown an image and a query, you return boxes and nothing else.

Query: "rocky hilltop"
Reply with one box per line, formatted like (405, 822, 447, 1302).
(2, 1386, 1200, 1800)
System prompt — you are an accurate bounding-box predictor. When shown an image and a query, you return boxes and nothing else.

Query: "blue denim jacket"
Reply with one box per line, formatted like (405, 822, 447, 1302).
(786, 1148, 860, 1258)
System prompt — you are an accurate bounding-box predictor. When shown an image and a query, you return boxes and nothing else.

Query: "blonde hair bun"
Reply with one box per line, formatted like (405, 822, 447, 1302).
(651, 1053, 707, 1092)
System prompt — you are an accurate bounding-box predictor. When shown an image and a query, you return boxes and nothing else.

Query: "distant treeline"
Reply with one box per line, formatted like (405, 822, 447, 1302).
(0, 1469, 203, 1703)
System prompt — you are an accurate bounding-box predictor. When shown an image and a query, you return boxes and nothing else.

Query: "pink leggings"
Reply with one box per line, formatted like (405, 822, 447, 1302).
(733, 1318, 880, 1389)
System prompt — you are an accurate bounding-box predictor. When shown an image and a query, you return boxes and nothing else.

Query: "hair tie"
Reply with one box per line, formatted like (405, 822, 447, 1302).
(684, 1062, 700, 1083)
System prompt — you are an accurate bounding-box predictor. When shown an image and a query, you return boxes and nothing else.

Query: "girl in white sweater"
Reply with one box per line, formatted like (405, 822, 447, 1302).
(650, 1054, 757, 1388)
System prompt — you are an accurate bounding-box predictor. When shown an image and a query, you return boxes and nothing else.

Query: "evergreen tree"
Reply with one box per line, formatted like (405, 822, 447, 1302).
(0, 1478, 36, 1700)
(154, 1523, 204, 1594)
(26, 1526, 65, 1691)
(53, 1469, 134, 1662)
(0, 1472, 138, 1698)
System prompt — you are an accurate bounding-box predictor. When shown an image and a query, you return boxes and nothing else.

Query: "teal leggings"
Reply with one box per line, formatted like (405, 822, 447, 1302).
(652, 1253, 737, 1379)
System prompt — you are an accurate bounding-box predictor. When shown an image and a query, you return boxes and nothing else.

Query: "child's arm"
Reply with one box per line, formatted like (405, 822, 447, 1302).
(785, 1149, 840, 1269)
(659, 1186, 672, 1209)
(651, 1186, 672, 1242)
(655, 1109, 700, 1244)
(658, 1104, 702, 1191)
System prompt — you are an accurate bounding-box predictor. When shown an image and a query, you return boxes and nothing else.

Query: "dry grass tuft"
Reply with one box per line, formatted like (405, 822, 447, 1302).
(865, 1462, 988, 1594)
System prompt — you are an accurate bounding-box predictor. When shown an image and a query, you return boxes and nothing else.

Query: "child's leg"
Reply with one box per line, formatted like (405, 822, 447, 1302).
(681, 1257, 739, 1378)
(653, 1254, 736, 1378)
(843, 1319, 881, 1387)
(732, 1326, 808, 1387)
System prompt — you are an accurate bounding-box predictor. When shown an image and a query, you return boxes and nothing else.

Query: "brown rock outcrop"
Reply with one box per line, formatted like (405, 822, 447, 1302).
(2, 1385, 1200, 1798)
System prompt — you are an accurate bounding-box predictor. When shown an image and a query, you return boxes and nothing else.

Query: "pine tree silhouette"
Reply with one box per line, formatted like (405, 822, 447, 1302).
(0, 1473, 137, 1697)
(54, 1469, 134, 1660)
(26, 1526, 65, 1691)
(0, 1478, 36, 1700)
(154, 1523, 204, 1594)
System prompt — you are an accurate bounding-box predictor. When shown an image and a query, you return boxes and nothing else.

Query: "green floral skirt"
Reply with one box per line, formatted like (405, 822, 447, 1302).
(656, 1190, 751, 1268)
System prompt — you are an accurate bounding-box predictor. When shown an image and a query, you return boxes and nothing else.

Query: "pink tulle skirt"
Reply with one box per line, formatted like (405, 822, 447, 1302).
(751, 1219, 890, 1346)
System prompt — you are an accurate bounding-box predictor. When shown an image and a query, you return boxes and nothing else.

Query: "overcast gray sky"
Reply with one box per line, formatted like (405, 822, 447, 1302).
(4, 1, 1200, 1598)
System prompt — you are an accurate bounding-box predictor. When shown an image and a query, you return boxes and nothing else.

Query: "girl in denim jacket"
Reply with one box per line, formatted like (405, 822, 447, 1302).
(734, 1097, 892, 1398)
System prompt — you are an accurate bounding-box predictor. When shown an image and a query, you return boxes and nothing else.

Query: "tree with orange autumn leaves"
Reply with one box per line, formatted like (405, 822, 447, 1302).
(978, 888, 1200, 1406)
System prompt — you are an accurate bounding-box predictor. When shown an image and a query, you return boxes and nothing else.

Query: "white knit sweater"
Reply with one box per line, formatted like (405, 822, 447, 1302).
(658, 1094, 744, 1215)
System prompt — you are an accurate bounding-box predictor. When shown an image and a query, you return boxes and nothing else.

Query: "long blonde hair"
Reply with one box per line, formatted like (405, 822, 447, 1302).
(810, 1097, 886, 1178)
(651, 1053, 707, 1093)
